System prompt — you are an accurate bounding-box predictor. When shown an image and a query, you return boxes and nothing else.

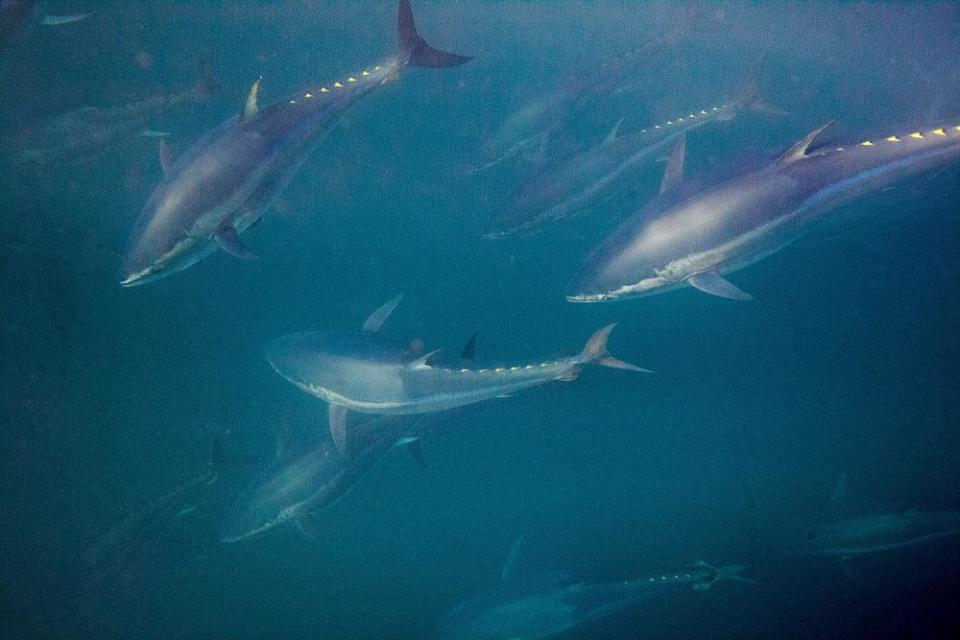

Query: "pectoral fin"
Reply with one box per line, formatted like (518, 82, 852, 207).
(159, 139, 173, 176)
(214, 226, 257, 259)
(328, 405, 350, 456)
(687, 271, 753, 300)
(361, 295, 404, 333)
(659, 134, 686, 194)
(405, 439, 427, 468)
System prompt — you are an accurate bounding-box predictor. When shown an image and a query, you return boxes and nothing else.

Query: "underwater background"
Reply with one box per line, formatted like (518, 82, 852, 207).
(2, 1, 960, 638)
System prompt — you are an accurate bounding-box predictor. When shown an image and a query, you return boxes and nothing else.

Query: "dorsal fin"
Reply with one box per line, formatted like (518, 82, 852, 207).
(603, 118, 624, 145)
(361, 295, 404, 333)
(659, 133, 686, 194)
(777, 121, 835, 165)
(460, 333, 478, 361)
(242, 77, 261, 122)
(158, 139, 173, 176)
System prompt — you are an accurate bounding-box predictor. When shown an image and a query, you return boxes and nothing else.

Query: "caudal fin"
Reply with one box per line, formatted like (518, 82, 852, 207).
(736, 55, 788, 116)
(691, 562, 756, 590)
(398, 0, 472, 68)
(580, 324, 652, 373)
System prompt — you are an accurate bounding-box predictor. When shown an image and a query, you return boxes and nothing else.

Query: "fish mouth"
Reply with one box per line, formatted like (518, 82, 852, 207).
(565, 274, 668, 303)
(119, 266, 156, 287)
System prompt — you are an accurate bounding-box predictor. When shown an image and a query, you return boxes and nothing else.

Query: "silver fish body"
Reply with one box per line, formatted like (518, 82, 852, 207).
(567, 122, 960, 302)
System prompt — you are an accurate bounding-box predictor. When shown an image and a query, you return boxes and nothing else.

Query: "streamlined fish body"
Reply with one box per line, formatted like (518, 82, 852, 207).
(804, 509, 960, 558)
(219, 423, 392, 543)
(5, 72, 220, 167)
(567, 120, 960, 302)
(267, 322, 644, 416)
(439, 562, 750, 640)
(121, 0, 470, 287)
(484, 103, 742, 238)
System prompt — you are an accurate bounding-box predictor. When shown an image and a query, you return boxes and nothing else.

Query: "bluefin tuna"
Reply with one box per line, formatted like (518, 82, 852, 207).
(222, 300, 476, 542)
(120, 0, 470, 287)
(468, 11, 696, 176)
(566, 119, 960, 302)
(482, 66, 782, 238)
(801, 509, 960, 559)
(266, 298, 647, 417)
(439, 559, 751, 640)
(0, 0, 88, 52)
(2, 66, 221, 167)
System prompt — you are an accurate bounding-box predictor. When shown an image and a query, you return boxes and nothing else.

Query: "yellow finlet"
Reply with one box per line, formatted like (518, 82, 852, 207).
(712, 107, 718, 111)
(677, 117, 685, 122)
(955, 126, 960, 132)
(289, 100, 296, 104)
(700, 110, 708, 114)
(654, 125, 661, 129)
(361, 70, 370, 76)
(374, 65, 382, 70)
(320, 87, 329, 93)
(334, 81, 343, 88)
(885, 136, 900, 142)
(909, 132, 924, 139)
(347, 76, 357, 82)
(836, 147, 844, 151)
(689, 113, 696, 118)
(304, 92, 313, 98)
(861, 140, 874, 146)
(494, 367, 504, 373)
(932, 128, 946, 136)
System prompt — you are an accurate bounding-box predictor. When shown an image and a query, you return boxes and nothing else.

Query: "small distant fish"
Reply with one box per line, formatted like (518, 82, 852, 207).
(222, 299, 475, 542)
(803, 509, 960, 558)
(439, 557, 751, 640)
(2, 66, 221, 167)
(266, 296, 648, 417)
(467, 6, 700, 176)
(482, 61, 783, 238)
(119, 0, 471, 287)
(37, 11, 88, 26)
(0, 1, 89, 52)
(566, 119, 960, 303)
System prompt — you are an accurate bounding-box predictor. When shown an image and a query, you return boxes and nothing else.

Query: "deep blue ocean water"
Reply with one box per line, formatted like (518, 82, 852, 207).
(2, 2, 960, 638)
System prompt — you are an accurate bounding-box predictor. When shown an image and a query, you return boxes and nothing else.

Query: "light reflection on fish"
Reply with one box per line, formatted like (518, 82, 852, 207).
(567, 119, 960, 303)
(482, 65, 782, 238)
(266, 296, 648, 417)
(120, 0, 471, 287)
(439, 559, 751, 640)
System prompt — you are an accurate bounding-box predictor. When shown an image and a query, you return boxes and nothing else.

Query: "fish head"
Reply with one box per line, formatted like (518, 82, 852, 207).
(265, 332, 405, 407)
(219, 443, 348, 543)
(120, 182, 213, 287)
(565, 218, 676, 302)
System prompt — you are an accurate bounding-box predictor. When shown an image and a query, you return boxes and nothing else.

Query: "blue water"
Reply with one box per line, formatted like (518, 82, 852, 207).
(2, 2, 960, 638)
